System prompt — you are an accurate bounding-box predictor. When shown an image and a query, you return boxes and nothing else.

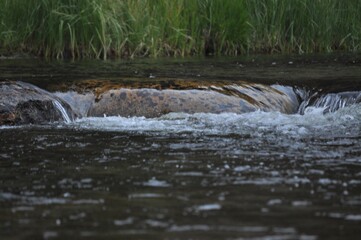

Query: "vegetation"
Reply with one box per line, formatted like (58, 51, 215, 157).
(0, 0, 360, 59)
(245, 0, 361, 54)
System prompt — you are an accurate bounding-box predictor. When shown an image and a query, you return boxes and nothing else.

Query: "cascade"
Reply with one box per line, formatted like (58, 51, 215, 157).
(298, 91, 361, 114)
(2, 80, 361, 126)
(52, 99, 72, 123)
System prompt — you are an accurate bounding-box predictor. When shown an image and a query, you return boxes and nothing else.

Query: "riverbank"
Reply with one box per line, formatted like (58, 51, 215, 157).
(1, 0, 361, 59)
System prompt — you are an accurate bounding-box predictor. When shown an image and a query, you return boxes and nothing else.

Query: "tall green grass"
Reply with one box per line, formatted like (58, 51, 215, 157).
(0, 0, 248, 58)
(245, 0, 361, 54)
(122, 0, 248, 57)
(0, 0, 128, 58)
(0, 0, 360, 58)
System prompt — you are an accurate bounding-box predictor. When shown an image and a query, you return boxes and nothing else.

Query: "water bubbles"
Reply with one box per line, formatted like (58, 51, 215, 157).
(43, 231, 58, 240)
(234, 165, 251, 172)
(145, 219, 169, 228)
(292, 201, 311, 207)
(192, 203, 222, 212)
(340, 114, 354, 121)
(318, 178, 336, 185)
(11, 206, 34, 213)
(142, 177, 171, 187)
(267, 199, 282, 206)
(114, 217, 134, 226)
(63, 192, 71, 198)
(67, 102, 361, 143)
(328, 213, 361, 221)
(345, 215, 361, 221)
(128, 193, 165, 199)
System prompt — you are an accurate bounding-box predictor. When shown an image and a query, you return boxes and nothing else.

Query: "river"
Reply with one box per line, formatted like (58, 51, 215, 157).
(1, 54, 361, 239)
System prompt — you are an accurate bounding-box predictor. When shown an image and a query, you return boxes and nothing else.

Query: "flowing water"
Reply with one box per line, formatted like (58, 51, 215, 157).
(52, 100, 72, 124)
(1, 54, 361, 240)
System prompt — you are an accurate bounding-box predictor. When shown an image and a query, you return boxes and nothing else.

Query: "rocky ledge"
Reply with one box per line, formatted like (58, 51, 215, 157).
(0, 80, 301, 125)
(0, 81, 76, 125)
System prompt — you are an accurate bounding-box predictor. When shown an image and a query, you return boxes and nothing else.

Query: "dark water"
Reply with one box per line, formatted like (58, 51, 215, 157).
(1, 54, 361, 239)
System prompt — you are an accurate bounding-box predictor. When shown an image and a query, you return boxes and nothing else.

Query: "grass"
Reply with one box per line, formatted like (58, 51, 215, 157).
(0, 0, 360, 59)
(245, 0, 361, 54)
(0, 0, 128, 58)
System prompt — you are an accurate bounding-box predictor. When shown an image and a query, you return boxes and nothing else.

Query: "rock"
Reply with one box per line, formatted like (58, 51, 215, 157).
(0, 81, 76, 125)
(0, 79, 301, 125)
(88, 88, 258, 118)
(87, 84, 300, 117)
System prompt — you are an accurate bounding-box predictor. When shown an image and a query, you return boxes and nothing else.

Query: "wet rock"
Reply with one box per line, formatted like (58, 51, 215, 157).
(0, 79, 302, 125)
(88, 88, 258, 118)
(87, 85, 300, 118)
(14, 100, 63, 124)
(45, 78, 301, 117)
(0, 81, 76, 125)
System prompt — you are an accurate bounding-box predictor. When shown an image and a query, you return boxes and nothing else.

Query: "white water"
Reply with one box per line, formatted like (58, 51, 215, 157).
(52, 100, 72, 123)
(298, 91, 361, 114)
(311, 92, 361, 113)
(72, 104, 361, 137)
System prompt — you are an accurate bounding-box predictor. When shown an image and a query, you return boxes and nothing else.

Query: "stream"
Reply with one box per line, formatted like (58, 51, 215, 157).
(1, 54, 361, 239)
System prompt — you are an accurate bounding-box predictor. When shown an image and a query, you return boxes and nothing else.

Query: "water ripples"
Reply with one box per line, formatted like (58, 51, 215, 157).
(1, 104, 361, 239)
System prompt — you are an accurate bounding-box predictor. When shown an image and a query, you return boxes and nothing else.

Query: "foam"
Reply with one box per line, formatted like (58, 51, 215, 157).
(71, 103, 361, 137)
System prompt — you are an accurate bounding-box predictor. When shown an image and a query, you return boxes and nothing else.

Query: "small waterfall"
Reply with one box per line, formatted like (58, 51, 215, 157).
(298, 91, 361, 114)
(52, 100, 72, 123)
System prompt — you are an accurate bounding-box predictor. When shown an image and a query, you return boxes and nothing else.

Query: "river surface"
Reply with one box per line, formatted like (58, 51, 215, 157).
(1, 54, 361, 239)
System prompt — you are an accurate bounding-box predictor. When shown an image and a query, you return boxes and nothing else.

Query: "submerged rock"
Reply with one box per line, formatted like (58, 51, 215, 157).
(0, 81, 76, 125)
